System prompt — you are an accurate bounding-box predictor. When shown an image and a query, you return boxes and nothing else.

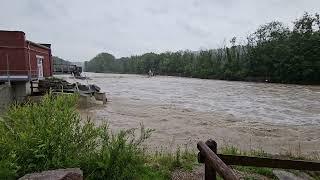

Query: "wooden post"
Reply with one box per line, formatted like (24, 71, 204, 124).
(197, 140, 239, 180)
(205, 139, 217, 180)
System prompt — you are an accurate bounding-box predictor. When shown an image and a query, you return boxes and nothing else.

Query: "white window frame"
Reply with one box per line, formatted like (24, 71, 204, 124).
(36, 55, 44, 79)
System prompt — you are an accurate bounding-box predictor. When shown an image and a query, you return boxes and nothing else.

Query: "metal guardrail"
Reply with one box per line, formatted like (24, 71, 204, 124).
(0, 70, 38, 74)
(197, 139, 320, 180)
(0, 70, 38, 81)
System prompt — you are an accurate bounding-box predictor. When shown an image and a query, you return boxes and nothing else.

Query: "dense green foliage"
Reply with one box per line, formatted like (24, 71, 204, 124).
(0, 94, 197, 179)
(85, 13, 320, 84)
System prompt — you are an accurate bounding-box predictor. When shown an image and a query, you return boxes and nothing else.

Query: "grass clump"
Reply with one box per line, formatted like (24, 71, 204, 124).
(0, 93, 169, 179)
(220, 146, 275, 179)
(221, 146, 320, 179)
(146, 147, 198, 179)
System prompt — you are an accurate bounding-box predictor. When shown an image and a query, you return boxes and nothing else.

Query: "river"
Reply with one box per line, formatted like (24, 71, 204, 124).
(59, 73, 320, 156)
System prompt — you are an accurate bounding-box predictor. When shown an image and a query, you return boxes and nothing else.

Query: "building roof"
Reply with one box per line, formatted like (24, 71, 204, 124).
(0, 30, 50, 50)
(26, 40, 51, 50)
(0, 30, 25, 34)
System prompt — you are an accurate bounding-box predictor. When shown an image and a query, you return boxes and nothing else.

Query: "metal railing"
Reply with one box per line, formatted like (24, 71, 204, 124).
(0, 70, 39, 81)
(0, 53, 40, 82)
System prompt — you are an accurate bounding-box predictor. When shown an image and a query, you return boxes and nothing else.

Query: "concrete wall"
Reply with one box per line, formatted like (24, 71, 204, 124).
(0, 83, 13, 113)
(11, 81, 31, 102)
(0, 81, 31, 113)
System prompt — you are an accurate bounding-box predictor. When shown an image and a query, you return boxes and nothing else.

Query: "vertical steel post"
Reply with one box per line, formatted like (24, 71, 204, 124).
(6, 54, 10, 85)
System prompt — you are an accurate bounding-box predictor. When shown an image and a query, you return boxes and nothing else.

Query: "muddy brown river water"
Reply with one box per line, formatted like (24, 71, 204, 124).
(59, 73, 320, 156)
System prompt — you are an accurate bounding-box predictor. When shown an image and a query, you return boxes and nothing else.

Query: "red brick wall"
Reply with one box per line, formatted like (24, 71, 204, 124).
(0, 31, 27, 75)
(27, 43, 52, 77)
(0, 31, 52, 77)
(0, 31, 25, 47)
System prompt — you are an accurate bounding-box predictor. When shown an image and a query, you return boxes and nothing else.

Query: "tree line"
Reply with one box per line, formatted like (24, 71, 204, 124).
(85, 13, 320, 84)
(53, 56, 71, 65)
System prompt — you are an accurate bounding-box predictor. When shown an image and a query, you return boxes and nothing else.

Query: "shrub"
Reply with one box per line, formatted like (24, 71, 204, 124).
(0, 93, 155, 179)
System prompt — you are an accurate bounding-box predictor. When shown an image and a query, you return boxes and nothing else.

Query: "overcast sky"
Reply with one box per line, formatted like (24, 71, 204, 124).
(1, 0, 319, 61)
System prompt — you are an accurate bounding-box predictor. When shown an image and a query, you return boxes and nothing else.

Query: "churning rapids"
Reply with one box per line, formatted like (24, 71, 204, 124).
(59, 73, 320, 156)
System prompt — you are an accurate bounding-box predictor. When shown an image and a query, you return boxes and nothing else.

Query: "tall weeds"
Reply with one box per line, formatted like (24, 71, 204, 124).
(0, 93, 156, 179)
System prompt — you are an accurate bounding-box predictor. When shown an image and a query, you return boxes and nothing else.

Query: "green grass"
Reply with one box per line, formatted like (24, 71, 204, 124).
(0, 93, 199, 179)
(220, 146, 276, 179)
(146, 147, 198, 179)
(220, 146, 320, 179)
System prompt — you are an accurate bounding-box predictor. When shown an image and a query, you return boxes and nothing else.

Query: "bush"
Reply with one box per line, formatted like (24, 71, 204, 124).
(0, 93, 155, 179)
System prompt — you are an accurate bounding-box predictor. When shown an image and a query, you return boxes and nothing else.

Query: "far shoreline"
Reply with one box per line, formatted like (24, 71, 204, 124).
(83, 71, 320, 87)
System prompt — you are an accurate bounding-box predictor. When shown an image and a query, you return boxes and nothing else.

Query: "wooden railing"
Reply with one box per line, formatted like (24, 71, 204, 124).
(197, 139, 320, 180)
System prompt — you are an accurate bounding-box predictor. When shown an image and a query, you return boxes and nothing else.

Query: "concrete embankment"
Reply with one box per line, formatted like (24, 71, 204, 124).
(0, 81, 33, 113)
(0, 83, 13, 113)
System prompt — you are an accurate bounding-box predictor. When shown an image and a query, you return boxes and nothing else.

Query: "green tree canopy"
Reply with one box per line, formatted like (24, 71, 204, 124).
(85, 12, 320, 84)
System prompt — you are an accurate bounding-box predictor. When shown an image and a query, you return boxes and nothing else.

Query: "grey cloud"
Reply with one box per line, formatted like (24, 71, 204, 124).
(0, 0, 319, 61)
(176, 20, 211, 37)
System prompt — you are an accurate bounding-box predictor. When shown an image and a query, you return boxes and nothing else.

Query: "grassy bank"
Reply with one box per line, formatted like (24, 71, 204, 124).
(0, 93, 196, 179)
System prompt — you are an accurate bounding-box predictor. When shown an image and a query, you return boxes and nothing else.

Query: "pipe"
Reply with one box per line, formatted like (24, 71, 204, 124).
(28, 42, 31, 80)
(6, 54, 10, 85)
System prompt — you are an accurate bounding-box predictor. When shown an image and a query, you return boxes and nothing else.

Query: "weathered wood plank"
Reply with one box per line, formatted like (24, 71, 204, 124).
(205, 140, 217, 180)
(197, 141, 239, 180)
(217, 154, 320, 171)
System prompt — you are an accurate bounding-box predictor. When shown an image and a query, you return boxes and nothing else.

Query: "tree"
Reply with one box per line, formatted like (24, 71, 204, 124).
(84, 13, 320, 84)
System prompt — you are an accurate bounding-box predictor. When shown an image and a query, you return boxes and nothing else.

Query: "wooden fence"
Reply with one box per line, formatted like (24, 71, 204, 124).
(197, 139, 320, 180)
